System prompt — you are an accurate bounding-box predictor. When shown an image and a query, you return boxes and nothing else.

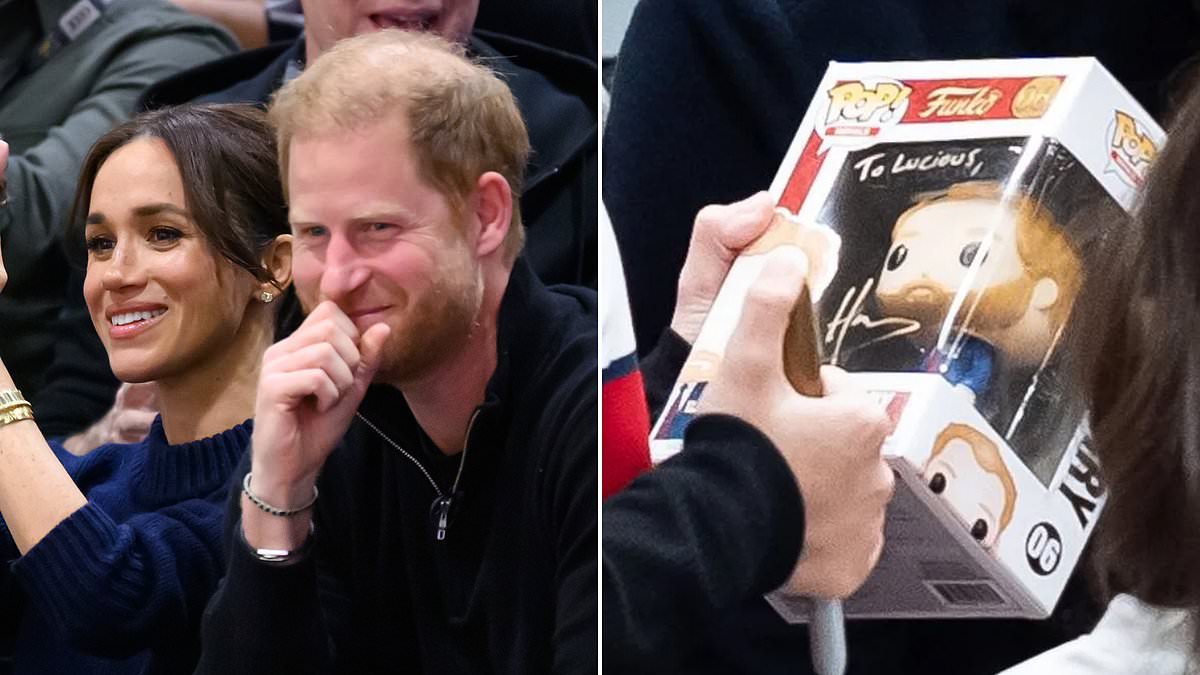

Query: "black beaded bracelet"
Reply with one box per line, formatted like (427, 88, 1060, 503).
(241, 472, 319, 517)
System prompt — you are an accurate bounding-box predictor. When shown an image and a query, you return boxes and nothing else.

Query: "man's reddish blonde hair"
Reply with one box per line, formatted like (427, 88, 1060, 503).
(269, 30, 530, 262)
(893, 181, 1082, 327)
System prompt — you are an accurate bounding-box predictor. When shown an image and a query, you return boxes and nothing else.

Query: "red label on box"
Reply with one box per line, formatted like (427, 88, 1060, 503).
(778, 132, 826, 213)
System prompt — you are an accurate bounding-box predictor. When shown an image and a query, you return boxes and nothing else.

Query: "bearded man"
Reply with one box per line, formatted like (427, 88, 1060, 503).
(195, 30, 596, 674)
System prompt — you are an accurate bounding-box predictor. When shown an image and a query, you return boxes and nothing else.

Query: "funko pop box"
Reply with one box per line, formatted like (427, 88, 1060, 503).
(649, 57, 1165, 619)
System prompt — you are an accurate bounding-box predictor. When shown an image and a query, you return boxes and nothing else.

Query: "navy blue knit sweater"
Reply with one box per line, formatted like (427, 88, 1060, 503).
(0, 416, 251, 674)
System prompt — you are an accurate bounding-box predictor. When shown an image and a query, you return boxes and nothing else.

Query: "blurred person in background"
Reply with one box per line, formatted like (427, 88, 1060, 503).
(168, 0, 303, 49)
(142, 0, 596, 287)
(1001, 76, 1200, 675)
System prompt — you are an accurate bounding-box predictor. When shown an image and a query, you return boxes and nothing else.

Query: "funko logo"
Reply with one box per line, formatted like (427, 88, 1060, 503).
(918, 86, 1002, 119)
(824, 80, 912, 130)
(1025, 522, 1062, 576)
(1107, 111, 1157, 188)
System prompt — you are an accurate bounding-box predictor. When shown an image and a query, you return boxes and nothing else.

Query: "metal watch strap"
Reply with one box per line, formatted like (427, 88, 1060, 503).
(238, 521, 314, 565)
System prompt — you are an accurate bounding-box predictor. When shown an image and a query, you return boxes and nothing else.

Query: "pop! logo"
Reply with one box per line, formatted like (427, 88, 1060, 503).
(820, 79, 912, 153)
(918, 86, 1002, 119)
(1106, 110, 1157, 188)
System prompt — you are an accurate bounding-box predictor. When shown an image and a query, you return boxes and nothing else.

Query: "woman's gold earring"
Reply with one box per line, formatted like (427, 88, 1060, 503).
(259, 290, 275, 303)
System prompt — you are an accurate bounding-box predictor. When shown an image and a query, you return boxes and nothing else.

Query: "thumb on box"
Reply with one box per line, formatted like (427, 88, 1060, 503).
(723, 246, 810, 384)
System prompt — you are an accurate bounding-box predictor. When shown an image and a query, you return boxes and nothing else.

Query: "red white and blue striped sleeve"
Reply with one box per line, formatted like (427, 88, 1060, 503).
(601, 207, 652, 497)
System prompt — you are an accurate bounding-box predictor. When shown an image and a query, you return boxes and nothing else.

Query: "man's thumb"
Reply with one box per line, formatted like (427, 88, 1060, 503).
(356, 323, 391, 384)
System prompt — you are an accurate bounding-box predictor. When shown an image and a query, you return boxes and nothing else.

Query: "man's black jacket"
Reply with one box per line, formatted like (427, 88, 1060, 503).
(196, 260, 597, 673)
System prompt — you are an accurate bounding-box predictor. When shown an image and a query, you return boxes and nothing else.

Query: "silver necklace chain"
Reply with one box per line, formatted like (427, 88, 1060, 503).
(355, 412, 444, 497)
(354, 409, 480, 541)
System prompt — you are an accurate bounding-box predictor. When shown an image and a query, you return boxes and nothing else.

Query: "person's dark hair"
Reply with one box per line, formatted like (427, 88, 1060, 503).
(66, 103, 288, 291)
(1068, 80, 1200, 644)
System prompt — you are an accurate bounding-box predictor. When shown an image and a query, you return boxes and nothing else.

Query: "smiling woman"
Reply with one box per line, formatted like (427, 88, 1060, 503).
(79, 134, 288, 393)
(0, 103, 291, 674)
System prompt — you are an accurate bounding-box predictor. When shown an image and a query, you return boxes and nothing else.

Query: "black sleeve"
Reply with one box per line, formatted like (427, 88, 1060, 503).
(639, 328, 690, 421)
(194, 454, 347, 675)
(601, 414, 805, 672)
(32, 268, 119, 438)
(541, 361, 599, 673)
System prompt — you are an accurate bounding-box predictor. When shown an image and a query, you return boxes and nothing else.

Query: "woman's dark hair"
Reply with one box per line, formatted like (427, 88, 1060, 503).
(67, 103, 289, 291)
(1068, 81, 1200, 636)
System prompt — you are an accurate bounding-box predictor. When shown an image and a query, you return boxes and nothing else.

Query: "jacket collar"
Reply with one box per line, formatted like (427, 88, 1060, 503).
(486, 257, 539, 406)
(197, 38, 302, 105)
(469, 31, 597, 193)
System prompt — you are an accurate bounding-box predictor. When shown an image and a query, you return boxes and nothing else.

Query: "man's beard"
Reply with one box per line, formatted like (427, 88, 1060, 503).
(876, 275, 1037, 335)
(375, 251, 484, 384)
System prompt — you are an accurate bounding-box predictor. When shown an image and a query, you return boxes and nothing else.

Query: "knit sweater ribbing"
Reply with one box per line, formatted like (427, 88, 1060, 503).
(3, 416, 250, 674)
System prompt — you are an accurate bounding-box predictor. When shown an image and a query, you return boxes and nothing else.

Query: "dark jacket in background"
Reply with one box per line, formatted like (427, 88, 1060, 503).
(476, 0, 596, 64)
(34, 30, 597, 438)
(147, 31, 597, 287)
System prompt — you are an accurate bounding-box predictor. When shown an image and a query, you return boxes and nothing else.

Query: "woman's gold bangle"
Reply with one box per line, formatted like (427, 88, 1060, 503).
(0, 405, 33, 428)
(0, 400, 31, 415)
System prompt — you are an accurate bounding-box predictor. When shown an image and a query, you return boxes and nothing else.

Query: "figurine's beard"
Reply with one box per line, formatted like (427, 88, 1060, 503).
(876, 275, 1037, 334)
